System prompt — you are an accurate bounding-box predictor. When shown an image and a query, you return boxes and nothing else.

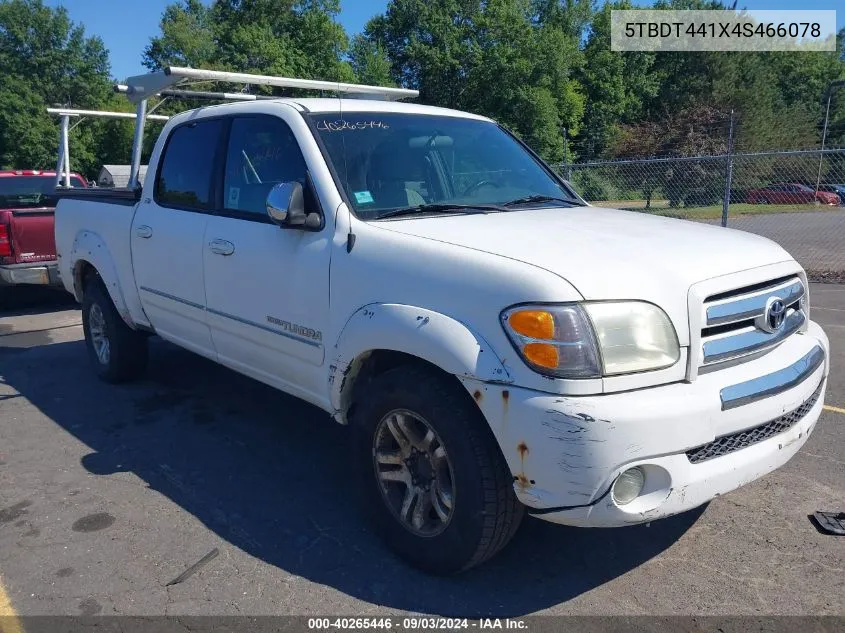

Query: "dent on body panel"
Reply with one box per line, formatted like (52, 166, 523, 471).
(479, 384, 629, 502)
(541, 404, 615, 473)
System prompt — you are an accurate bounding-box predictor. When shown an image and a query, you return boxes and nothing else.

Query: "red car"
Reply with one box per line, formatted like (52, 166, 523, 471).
(746, 182, 840, 205)
(0, 170, 87, 299)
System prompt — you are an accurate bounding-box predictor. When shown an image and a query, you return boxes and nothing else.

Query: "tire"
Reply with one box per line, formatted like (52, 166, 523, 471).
(81, 277, 148, 383)
(351, 364, 524, 574)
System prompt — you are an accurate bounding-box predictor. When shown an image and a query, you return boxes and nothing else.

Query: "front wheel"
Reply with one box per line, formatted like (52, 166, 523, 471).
(81, 278, 148, 383)
(352, 365, 524, 574)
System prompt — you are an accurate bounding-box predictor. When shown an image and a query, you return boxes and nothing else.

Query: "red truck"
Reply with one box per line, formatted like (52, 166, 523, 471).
(0, 170, 87, 300)
(746, 182, 840, 206)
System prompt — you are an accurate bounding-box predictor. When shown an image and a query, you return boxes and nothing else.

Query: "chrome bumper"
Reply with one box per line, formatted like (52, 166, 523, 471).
(720, 345, 825, 410)
(0, 263, 61, 286)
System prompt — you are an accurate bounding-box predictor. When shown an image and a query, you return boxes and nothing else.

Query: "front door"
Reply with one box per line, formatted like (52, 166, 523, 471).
(131, 118, 225, 359)
(202, 113, 332, 399)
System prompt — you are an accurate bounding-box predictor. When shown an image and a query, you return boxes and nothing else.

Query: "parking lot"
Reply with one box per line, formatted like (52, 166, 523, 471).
(719, 210, 845, 276)
(1, 284, 844, 617)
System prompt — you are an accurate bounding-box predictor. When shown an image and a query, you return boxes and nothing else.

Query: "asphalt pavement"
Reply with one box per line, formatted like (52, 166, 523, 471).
(0, 285, 843, 616)
(711, 209, 845, 275)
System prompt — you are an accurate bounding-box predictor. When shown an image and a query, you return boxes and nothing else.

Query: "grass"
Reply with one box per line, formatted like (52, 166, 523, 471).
(591, 199, 843, 220)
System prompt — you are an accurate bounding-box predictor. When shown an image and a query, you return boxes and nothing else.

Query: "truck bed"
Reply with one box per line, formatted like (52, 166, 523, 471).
(55, 187, 141, 206)
(54, 192, 148, 326)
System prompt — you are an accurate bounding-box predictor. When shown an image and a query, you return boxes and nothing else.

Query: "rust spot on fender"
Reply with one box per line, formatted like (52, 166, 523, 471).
(473, 390, 482, 402)
(514, 441, 532, 489)
(502, 389, 509, 408)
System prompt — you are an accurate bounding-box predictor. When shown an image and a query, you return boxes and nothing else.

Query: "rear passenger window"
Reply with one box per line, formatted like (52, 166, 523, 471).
(223, 116, 307, 216)
(156, 119, 223, 210)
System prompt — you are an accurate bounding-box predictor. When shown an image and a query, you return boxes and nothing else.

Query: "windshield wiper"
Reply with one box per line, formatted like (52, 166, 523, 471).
(375, 203, 506, 220)
(503, 194, 584, 207)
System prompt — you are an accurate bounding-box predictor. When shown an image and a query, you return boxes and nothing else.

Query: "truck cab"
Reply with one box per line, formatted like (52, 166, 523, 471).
(0, 169, 86, 298)
(54, 68, 830, 574)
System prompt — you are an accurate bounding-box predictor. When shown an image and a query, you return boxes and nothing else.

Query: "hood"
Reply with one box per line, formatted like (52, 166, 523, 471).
(376, 206, 795, 341)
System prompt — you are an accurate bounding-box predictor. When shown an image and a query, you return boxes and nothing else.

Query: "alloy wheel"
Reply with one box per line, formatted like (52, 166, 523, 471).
(372, 409, 456, 537)
(88, 303, 110, 365)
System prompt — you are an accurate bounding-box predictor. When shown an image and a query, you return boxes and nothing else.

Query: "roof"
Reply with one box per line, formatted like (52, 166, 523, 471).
(291, 98, 492, 121)
(167, 98, 493, 127)
(100, 165, 133, 176)
(98, 165, 148, 186)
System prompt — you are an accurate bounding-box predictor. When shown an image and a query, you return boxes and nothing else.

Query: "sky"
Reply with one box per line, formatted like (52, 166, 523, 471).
(46, 0, 842, 82)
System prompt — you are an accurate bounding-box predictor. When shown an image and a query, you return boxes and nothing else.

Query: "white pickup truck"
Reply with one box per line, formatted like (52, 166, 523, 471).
(55, 68, 829, 574)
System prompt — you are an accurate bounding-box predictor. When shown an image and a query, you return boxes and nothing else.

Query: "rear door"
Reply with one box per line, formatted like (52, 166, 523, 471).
(131, 118, 225, 360)
(0, 174, 84, 265)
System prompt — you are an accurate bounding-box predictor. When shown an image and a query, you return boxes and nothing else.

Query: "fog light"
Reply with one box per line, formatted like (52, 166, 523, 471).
(612, 467, 645, 506)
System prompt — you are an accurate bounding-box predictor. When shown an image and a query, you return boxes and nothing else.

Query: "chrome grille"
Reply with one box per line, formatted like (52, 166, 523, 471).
(686, 381, 822, 464)
(699, 275, 805, 371)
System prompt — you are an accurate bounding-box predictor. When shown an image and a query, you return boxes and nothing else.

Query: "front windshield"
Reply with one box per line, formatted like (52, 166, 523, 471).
(309, 112, 577, 220)
(0, 175, 84, 210)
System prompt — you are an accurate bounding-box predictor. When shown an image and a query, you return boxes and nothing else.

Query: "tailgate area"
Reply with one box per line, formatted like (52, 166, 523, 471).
(5, 208, 57, 264)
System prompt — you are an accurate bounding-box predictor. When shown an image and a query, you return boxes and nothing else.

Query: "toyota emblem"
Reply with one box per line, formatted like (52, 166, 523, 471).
(764, 297, 786, 332)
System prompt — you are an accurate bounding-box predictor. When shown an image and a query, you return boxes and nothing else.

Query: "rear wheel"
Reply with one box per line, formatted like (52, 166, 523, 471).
(81, 278, 148, 383)
(352, 364, 524, 574)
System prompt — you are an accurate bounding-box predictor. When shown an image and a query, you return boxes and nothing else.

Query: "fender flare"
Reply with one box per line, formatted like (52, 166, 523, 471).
(70, 230, 135, 327)
(329, 303, 512, 421)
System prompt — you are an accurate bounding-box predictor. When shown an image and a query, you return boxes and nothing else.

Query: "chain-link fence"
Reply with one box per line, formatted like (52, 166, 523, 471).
(560, 148, 845, 281)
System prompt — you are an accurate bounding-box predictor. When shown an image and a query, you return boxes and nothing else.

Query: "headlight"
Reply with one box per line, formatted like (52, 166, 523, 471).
(501, 302, 679, 378)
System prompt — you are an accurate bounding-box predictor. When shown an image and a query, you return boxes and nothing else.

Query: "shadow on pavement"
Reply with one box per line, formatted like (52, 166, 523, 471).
(2, 336, 704, 616)
(0, 286, 76, 317)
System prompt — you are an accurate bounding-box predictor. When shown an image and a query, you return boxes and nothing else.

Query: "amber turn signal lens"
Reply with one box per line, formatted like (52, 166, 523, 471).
(508, 310, 554, 339)
(523, 342, 559, 368)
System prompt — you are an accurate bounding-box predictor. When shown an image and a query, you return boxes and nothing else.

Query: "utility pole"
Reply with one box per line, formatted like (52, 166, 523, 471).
(562, 127, 571, 181)
(721, 110, 735, 228)
(815, 80, 845, 195)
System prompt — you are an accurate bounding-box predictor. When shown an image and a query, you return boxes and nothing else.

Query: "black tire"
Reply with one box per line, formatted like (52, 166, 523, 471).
(351, 364, 524, 574)
(81, 277, 148, 383)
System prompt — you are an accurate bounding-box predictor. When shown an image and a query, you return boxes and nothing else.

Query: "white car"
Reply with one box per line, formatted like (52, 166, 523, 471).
(54, 68, 829, 574)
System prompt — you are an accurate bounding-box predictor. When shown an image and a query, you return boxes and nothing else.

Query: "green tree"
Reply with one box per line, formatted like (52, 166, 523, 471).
(0, 0, 113, 176)
(576, 0, 658, 158)
(144, 0, 355, 86)
(142, 0, 217, 71)
(610, 106, 731, 208)
(349, 35, 394, 87)
(362, 0, 586, 161)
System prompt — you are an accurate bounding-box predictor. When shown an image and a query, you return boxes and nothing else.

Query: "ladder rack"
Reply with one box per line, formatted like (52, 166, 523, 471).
(92, 66, 417, 190)
(120, 66, 418, 103)
(46, 108, 170, 188)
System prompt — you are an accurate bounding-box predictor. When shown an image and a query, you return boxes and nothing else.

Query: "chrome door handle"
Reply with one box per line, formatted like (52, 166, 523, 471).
(135, 225, 153, 239)
(209, 239, 235, 256)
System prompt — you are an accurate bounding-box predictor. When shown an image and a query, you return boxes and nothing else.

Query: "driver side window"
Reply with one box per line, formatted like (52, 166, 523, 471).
(223, 115, 307, 217)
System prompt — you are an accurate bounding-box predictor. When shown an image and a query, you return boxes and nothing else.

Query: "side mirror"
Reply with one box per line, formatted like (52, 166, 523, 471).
(266, 182, 322, 230)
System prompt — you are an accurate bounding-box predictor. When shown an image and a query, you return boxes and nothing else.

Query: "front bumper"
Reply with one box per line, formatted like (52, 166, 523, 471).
(463, 320, 829, 528)
(0, 262, 61, 286)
